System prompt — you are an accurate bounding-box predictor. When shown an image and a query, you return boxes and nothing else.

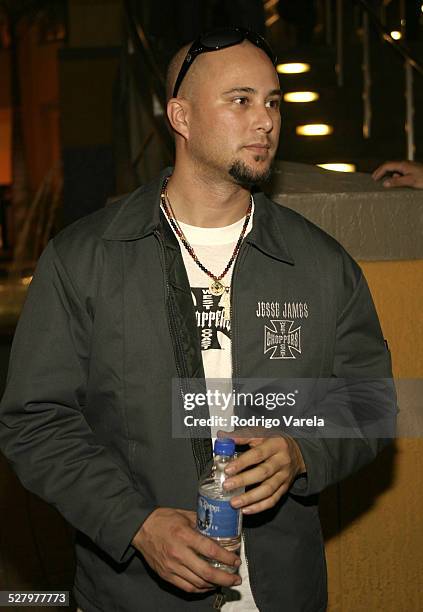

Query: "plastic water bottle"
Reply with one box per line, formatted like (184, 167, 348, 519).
(197, 438, 244, 573)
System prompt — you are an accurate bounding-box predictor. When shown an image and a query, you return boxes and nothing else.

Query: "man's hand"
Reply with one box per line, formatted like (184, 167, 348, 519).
(372, 160, 423, 189)
(131, 507, 242, 594)
(218, 430, 306, 514)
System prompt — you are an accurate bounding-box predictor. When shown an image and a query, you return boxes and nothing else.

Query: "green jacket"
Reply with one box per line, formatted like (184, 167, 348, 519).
(0, 167, 394, 611)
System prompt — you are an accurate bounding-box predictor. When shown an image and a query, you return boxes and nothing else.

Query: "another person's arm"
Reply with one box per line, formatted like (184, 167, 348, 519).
(372, 160, 423, 188)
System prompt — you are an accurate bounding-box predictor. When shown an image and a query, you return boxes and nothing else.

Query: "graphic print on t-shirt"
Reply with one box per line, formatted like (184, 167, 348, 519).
(191, 287, 231, 351)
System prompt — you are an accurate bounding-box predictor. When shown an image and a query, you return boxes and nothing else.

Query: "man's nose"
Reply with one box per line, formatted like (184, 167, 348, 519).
(253, 105, 274, 132)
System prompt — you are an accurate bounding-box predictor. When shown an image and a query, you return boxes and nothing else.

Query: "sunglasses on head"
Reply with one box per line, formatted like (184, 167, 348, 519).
(172, 26, 278, 99)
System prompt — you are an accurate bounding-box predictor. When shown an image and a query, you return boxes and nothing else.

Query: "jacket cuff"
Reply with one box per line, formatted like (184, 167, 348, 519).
(288, 438, 329, 497)
(95, 492, 157, 564)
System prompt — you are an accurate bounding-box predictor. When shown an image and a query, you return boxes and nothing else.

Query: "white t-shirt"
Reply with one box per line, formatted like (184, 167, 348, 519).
(163, 202, 259, 611)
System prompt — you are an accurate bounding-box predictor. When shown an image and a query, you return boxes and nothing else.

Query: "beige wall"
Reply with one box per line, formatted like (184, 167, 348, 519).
(324, 260, 423, 611)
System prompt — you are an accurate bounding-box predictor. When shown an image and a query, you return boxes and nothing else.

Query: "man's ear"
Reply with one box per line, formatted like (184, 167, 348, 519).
(167, 98, 190, 139)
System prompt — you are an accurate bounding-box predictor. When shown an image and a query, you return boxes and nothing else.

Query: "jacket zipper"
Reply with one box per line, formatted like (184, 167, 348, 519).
(155, 228, 225, 608)
(156, 226, 256, 609)
(154, 230, 208, 478)
(229, 240, 260, 610)
(154, 230, 183, 394)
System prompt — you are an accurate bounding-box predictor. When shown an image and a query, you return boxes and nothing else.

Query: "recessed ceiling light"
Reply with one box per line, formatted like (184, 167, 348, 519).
(317, 163, 356, 172)
(277, 63, 311, 74)
(284, 91, 319, 103)
(296, 124, 333, 136)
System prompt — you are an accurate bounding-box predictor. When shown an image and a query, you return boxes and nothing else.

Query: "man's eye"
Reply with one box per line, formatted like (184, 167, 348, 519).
(266, 99, 280, 109)
(234, 97, 248, 104)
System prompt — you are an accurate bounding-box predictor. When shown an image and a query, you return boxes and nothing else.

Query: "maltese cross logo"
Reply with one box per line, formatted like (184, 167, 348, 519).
(264, 319, 301, 360)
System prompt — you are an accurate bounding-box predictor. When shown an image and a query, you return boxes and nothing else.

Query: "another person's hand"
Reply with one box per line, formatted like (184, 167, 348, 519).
(219, 430, 306, 514)
(131, 507, 242, 593)
(372, 160, 423, 189)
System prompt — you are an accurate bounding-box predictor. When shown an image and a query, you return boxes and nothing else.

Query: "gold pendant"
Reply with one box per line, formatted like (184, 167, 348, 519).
(210, 280, 225, 296)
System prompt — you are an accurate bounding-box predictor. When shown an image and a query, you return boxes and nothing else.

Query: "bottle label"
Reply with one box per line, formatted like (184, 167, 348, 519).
(197, 494, 240, 538)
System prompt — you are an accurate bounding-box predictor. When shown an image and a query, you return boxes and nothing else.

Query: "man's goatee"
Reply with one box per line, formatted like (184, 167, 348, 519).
(229, 159, 273, 187)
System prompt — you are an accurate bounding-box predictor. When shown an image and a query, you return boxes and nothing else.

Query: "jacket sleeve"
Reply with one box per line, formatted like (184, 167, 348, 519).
(0, 240, 156, 563)
(290, 268, 396, 497)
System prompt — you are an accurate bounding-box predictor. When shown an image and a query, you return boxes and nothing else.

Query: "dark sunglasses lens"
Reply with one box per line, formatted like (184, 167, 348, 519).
(246, 32, 276, 64)
(173, 27, 276, 97)
(200, 28, 245, 49)
(199, 27, 276, 64)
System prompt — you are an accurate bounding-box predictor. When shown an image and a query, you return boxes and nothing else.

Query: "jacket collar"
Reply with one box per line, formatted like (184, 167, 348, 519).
(246, 190, 294, 265)
(102, 166, 294, 265)
(102, 167, 170, 241)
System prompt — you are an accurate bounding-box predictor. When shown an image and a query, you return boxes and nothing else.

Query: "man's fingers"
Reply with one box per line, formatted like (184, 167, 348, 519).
(172, 518, 240, 572)
(241, 482, 288, 515)
(170, 574, 215, 594)
(223, 455, 285, 491)
(183, 550, 242, 589)
(133, 507, 243, 594)
(172, 555, 217, 591)
(164, 524, 242, 589)
(224, 437, 287, 475)
(193, 530, 240, 570)
(372, 160, 407, 180)
(229, 472, 286, 509)
(383, 174, 416, 188)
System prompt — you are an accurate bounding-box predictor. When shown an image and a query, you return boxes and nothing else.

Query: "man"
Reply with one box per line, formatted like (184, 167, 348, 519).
(0, 27, 394, 611)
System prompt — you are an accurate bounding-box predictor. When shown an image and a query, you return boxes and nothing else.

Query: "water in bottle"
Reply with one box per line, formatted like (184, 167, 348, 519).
(197, 438, 244, 573)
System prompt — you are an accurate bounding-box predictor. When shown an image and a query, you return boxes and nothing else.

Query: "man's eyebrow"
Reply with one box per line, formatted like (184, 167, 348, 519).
(221, 87, 283, 96)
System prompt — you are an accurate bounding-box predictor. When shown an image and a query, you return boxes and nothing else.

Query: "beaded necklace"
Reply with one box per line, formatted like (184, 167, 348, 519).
(160, 176, 252, 320)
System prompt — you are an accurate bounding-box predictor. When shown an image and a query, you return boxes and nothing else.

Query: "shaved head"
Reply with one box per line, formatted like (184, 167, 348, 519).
(166, 38, 276, 103)
(165, 42, 204, 101)
(166, 38, 281, 188)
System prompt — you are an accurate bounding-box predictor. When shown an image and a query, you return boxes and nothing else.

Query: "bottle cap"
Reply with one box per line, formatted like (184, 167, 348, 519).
(214, 437, 235, 456)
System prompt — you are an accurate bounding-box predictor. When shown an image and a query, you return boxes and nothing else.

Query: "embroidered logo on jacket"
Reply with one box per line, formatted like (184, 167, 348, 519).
(256, 301, 309, 319)
(264, 319, 301, 359)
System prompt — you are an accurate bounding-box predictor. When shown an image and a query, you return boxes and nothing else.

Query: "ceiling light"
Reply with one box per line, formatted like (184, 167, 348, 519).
(317, 163, 356, 173)
(296, 124, 333, 136)
(284, 91, 319, 103)
(390, 30, 402, 40)
(277, 63, 310, 74)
